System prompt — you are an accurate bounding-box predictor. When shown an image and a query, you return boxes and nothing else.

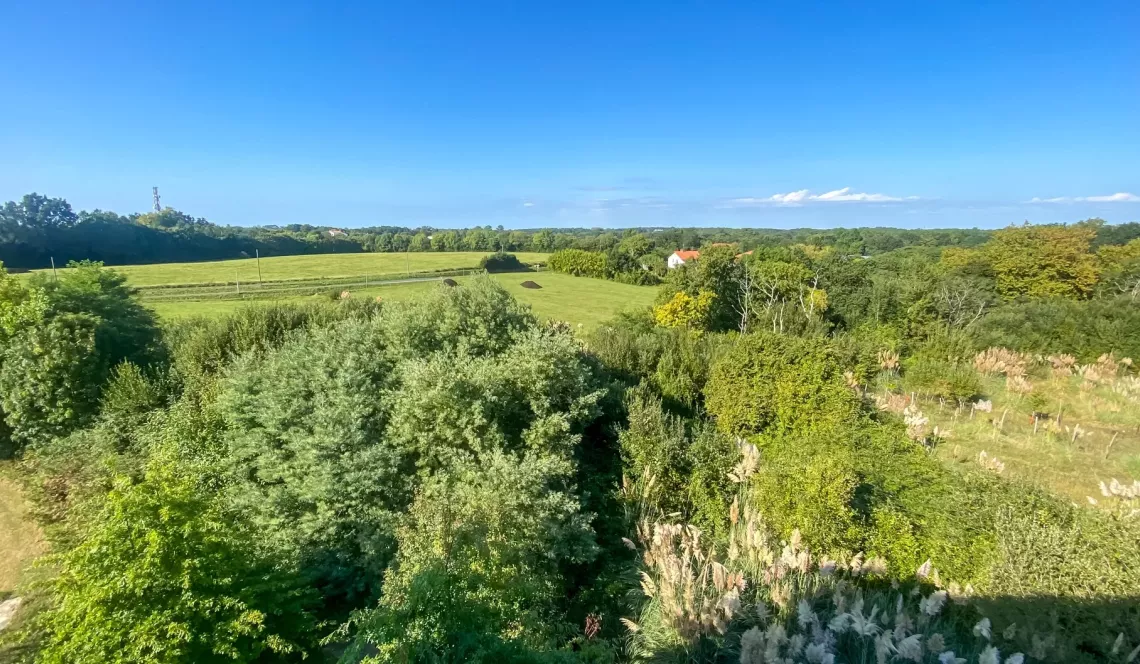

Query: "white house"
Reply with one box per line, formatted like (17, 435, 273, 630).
(667, 250, 700, 269)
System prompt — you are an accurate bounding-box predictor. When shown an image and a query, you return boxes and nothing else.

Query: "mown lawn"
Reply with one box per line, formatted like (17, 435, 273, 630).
(35, 252, 550, 287)
(148, 272, 657, 330)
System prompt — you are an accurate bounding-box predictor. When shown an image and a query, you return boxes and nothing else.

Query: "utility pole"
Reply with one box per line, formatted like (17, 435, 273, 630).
(256, 250, 263, 286)
(152, 187, 161, 212)
(50, 257, 57, 281)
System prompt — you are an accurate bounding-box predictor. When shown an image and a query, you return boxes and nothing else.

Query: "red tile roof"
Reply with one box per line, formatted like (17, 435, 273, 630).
(673, 250, 700, 260)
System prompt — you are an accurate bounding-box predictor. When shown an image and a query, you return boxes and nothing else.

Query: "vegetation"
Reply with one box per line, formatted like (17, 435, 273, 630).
(2, 216, 1140, 664)
(4, 192, 993, 271)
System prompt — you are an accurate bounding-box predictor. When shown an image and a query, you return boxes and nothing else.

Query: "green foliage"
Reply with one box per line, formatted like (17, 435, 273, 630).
(973, 296, 1140, 361)
(705, 332, 860, 435)
(903, 354, 982, 401)
(164, 298, 381, 386)
(660, 245, 743, 331)
(217, 277, 606, 604)
(619, 385, 689, 511)
(33, 454, 318, 663)
(652, 291, 714, 330)
(478, 251, 527, 273)
(347, 451, 598, 663)
(980, 485, 1140, 658)
(0, 261, 164, 452)
(586, 320, 722, 412)
(548, 249, 608, 279)
(379, 276, 537, 358)
(0, 313, 104, 444)
(986, 222, 1101, 299)
(218, 318, 401, 602)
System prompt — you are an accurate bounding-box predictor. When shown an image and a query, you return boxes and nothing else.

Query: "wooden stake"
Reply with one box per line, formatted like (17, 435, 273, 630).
(1105, 431, 1119, 460)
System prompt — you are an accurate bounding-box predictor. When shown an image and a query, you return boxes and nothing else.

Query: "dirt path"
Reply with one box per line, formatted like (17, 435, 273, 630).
(0, 471, 45, 594)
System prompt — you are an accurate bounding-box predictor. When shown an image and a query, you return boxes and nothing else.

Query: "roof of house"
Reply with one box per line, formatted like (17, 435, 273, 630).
(672, 250, 700, 261)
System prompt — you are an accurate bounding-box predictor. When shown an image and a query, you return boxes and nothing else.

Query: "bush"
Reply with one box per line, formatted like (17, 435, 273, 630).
(164, 298, 381, 387)
(217, 278, 607, 604)
(346, 452, 599, 662)
(379, 276, 537, 359)
(479, 251, 527, 273)
(612, 269, 661, 286)
(902, 354, 982, 401)
(32, 453, 318, 663)
(0, 262, 165, 452)
(548, 249, 608, 279)
(704, 332, 860, 435)
(973, 296, 1140, 361)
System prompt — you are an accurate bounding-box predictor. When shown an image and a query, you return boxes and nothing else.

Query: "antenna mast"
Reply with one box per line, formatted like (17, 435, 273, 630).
(152, 186, 161, 212)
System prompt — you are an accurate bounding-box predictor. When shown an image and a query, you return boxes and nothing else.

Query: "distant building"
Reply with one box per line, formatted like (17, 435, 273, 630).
(327, 228, 347, 237)
(668, 250, 700, 269)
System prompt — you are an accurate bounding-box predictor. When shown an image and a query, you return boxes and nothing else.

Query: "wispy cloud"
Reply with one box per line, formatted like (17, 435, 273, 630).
(521, 201, 535, 207)
(722, 187, 909, 207)
(1028, 192, 1139, 203)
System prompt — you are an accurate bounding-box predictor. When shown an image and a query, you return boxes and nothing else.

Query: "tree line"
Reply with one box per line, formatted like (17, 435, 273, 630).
(3, 192, 1002, 269)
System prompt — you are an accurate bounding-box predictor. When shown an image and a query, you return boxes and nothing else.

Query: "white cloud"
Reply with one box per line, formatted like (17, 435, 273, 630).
(1086, 192, 1139, 202)
(1029, 192, 1139, 203)
(521, 201, 535, 207)
(723, 187, 907, 207)
(812, 187, 903, 202)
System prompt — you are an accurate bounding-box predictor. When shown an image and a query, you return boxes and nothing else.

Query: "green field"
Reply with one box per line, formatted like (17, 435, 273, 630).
(37, 252, 550, 287)
(149, 272, 657, 330)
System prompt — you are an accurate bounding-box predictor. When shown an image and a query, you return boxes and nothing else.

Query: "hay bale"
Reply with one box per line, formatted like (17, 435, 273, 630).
(520, 281, 542, 289)
(442, 278, 459, 287)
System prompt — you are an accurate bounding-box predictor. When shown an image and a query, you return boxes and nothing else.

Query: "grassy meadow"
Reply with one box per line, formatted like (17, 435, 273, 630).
(881, 356, 1140, 503)
(36, 251, 551, 287)
(148, 272, 658, 330)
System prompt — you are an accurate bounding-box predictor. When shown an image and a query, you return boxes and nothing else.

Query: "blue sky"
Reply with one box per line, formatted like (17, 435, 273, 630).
(1, 1, 1137, 229)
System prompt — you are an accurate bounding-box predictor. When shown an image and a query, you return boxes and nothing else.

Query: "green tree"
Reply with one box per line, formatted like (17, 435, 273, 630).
(986, 222, 1100, 299)
(0, 193, 77, 229)
(652, 290, 715, 330)
(0, 261, 164, 452)
(409, 232, 431, 251)
(346, 451, 598, 663)
(530, 229, 555, 252)
(34, 454, 318, 664)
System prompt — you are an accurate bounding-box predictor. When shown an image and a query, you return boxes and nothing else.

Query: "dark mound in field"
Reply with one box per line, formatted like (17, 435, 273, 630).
(520, 281, 542, 289)
(441, 278, 458, 287)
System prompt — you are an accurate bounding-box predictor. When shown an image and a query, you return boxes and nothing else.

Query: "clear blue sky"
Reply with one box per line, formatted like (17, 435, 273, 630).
(2, 1, 1137, 229)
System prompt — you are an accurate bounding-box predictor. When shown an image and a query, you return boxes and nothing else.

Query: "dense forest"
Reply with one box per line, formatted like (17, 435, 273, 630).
(1, 193, 997, 269)
(1, 213, 1140, 663)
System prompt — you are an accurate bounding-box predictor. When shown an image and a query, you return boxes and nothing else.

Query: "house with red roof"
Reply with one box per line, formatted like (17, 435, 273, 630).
(667, 250, 700, 269)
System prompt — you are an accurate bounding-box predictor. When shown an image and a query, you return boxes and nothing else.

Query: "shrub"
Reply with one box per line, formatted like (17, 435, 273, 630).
(379, 275, 537, 358)
(973, 296, 1140, 361)
(479, 251, 527, 273)
(32, 454, 318, 663)
(345, 451, 598, 662)
(218, 317, 402, 602)
(0, 262, 165, 452)
(705, 332, 860, 435)
(652, 290, 715, 330)
(612, 269, 661, 286)
(217, 281, 606, 604)
(903, 354, 982, 401)
(164, 298, 380, 386)
(548, 249, 608, 278)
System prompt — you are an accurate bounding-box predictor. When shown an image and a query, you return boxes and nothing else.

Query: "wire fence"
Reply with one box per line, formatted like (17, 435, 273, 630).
(137, 268, 483, 302)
